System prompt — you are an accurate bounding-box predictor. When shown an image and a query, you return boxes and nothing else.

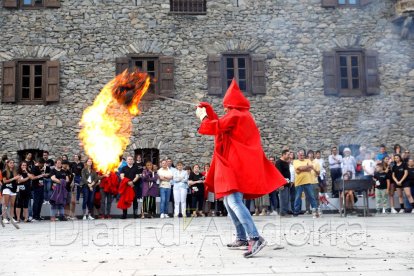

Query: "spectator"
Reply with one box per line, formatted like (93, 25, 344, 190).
(392, 154, 414, 213)
(31, 159, 48, 221)
(24, 152, 35, 172)
(1, 159, 19, 224)
(62, 160, 74, 219)
(315, 150, 327, 194)
(172, 161, 189, 217)
(402, 150, 410, 164)
(81, 158, 98, 220)
(305, 150, 320, 215)
(0, 154, 8, 171)
(385, 156, 398, 214)
(42, 152, 54, 204)
(406, 158, 414, 212)
(293, 149, 319, 218)
(70, 154, 84, 203)
(373, 162, 390, 214)
(276, 149, 291, 216)
(268, 155, 279, 216)
(203, 164, 216, 216)
(342, 148, 356, 179)
(184, 165, 193, 217)
(362, 152, 376, 180)
(288, 151, 296, 213)
(376, 144, 388, 161)
(119, 156, 140, 219)
(339, 172, 355, 213)
(141, 161, 159, 218)
(99, 172, 118, 219)
(329, 146, 343, 197)
(167, 158, 176, 214)
(134, 154, 145, 205)
(42, 151, 54, 167)
(355, 146, 366, 179)
(189, 164, 205, 217)
(253, 194, 270, 216)
(50, 159, 69, 221)
(394, 144, 402, 155)
(16, 161, 33, 222)
(158, 159, 173, 218)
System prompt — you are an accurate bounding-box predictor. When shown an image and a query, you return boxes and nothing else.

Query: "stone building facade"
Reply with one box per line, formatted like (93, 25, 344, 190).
(0, 0, 413, 169)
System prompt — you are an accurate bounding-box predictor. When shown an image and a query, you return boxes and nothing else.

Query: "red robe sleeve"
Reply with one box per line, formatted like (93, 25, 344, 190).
(117, 177, 135, 210)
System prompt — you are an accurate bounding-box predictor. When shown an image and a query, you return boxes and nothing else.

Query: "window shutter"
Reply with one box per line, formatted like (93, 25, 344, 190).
(115, 57, 129, 75)
(322, 52, 338, 96)
(1, 61, 17, 103)
(321, 0, 338, 8)
(365, 50, 380, 96)
(44, 0, 61, 8)
(360, 0, 372, 6)
(3, 0, 18, 8)
(45, 60, 60, 103)
(207, 54, 223, 96)
(251, 54, 266, 95)
(159, 56, 174, 97)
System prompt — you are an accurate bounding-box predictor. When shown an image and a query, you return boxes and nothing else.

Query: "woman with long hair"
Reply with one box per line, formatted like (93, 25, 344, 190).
(392, 154, 414, 213)
(1, 160, 20, 223)
(50, 159, 69, 221)
(16, 161, 34, 222)
(141, 161, 159, 218)
(81, 158, 98, 220)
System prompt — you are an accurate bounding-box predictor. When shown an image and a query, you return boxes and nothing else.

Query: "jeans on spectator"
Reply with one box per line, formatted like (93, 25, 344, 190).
(330, 168, 342, 197)
(82, 185, 95, 214)
(192, 194, 204, 212)
(279, 186, 291, 215)
(224, 192, 259, 241)
(244, 199, 252, 212)
(28, 191, 34, 217)
(305, 184, 320, 210)
(173, 187, 187, 216)
(51, 204, 64, 217)
(294, 184, 317, 214)
(43, 179, 52, 202)
(289, 185, 296, 212)
(74, 175, 82, 201)
(159, 187, 171, 215)
(32, 187, 44, 219)
(268, 190, 279, 212)
(100, 191, 113, 216)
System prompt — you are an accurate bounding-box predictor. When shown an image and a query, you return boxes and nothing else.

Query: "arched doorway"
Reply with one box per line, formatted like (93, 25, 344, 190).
(134, 148, 160, 166)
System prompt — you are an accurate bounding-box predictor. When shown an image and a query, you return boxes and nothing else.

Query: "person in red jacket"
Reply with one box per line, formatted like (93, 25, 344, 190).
(196, 79, 286, 258)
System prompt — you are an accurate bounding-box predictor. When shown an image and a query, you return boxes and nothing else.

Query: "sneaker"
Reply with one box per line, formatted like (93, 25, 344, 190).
(411, 209, 414, 214)
(391, 208, 398, 214)
(382, 208, 386, 214)
(243, 237, 267, 258)
(88, 215, 95, 220)
(164, 214, 171, 218)
(259, 210, 267, 216)
(12, 218, 18, 224)
(269, 211, 278, 216)
(2, 218, 9, 224)
(160, 213, 165, 219)
(59, 216, 68, 221)
(227, 239, 249, 250)
(82, 215, 87, 220)
(312, 209, 318, 219)
(376, 208, 382, 214)
(304, 210, 310, 215)
(399, 209, 405, 214)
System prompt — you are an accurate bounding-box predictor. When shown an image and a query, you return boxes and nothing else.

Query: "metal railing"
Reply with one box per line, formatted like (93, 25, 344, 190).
(169, 0, 207, 15)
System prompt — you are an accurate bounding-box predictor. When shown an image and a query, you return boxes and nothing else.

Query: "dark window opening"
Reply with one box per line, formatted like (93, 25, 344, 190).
(224, 55, 249, 92)
(17, 149, 44, 164)
(18, 62, 45, 103)
(132, 58, 159, 93)
(134, 148, 160, 167)
(170, 0, 207, 15)
(337, 52, 363, 94)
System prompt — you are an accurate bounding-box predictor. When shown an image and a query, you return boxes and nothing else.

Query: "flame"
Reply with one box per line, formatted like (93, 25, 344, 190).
(79, 70, 150, 173)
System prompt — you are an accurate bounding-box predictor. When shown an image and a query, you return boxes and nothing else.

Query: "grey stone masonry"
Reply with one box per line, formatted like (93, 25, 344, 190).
(0, 0, 413, 174)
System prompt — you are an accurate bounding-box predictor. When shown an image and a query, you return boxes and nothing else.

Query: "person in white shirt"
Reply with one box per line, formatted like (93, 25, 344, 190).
(172, 161, 189, 217)
(342, 148, 356, 179)
(362, 152, 376, 180)
(157, 160, 173, 218)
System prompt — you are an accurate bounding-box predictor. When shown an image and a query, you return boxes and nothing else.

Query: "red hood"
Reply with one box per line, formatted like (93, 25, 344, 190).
(223, 79, 250, 110)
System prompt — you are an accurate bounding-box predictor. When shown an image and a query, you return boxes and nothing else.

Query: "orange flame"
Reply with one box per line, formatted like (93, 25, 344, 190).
(79, 70, 150, 173)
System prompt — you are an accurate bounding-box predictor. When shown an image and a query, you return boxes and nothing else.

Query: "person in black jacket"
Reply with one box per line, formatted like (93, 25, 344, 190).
(275, 149, 291, 216)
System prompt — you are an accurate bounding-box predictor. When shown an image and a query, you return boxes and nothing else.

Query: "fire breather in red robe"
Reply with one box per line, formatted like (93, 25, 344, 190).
(100, 172, 119, 195)
(117, 177, 135, 210)
(198, 79, 286, 199)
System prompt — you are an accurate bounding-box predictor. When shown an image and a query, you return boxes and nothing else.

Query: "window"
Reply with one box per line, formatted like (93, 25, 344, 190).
(1, 59, 60, 104)
(323, 49, 380, 97)
(207, 54, 266, 96)
(2, 0, 60, 8)
(321, 0, 371, 8)
(115, 56, 174, 97)
(170, 0, 207, 15)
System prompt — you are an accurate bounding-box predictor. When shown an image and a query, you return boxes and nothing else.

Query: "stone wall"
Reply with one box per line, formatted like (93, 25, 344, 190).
(0, 0, 413, 168)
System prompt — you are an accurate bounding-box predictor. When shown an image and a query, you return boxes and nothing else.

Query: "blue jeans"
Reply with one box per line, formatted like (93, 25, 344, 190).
(82, 186, 95, 214)
(279, 186, 291, 215)
(43, 179, 52, 202)
(74, 175, 82, 201)
(289, 185, 296, 212)
(294, 184, 317, 214)
(269, 190, 279, 212)
(32, 187, 44, 219)
(223, 192, 259, 241)
(160, 187, 171, 215)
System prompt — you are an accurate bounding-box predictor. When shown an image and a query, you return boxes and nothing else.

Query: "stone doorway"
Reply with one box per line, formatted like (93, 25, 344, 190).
(134, 148, 160, 166)
(17, 149, 44, 163)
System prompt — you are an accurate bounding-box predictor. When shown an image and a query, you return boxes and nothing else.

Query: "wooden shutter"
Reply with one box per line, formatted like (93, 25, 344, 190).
(365, 50, 380, 96)
(45, 60, 60, 103)
(322, 52, 338, 96)
(159, 56, 174, 97)
(321, 0, 338, 8)
(207, 55, 223, 96)
(251, 54, 266, 95)
(2, 61, 16, 103)
(360, 0, 372, 6)
(115, 57, 129, 75)
(3, 0, 18, 8)
(44, 0, 61, 8)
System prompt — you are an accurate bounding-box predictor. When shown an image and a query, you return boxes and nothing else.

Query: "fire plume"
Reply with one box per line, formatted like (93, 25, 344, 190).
(79, 70, 150, 173)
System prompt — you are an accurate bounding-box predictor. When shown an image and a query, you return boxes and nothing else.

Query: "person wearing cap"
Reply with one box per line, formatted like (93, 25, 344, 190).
(342, 147, 356, 180)
(195, 79, 286, 258)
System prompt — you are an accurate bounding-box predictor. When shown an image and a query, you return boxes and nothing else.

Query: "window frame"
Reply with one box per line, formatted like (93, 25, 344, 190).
(16, 59, 48, 105)
(169, 0, 207, 15)
(222, 53, 251, 95)
(128, 55, 160, 94)
(335, 49, 365, 97)
(20, 0, 45, 9)
(337, 0, 360, 7)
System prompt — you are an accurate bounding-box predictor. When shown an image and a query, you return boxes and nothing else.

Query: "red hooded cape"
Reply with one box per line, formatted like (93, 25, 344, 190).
(198, 80, 286, 199)
(117, 177, 135, 210)
(100, 172, 119, 195)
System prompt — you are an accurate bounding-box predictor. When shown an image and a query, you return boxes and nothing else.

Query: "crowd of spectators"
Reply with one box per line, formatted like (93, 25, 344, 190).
(0, 143, 413, 223)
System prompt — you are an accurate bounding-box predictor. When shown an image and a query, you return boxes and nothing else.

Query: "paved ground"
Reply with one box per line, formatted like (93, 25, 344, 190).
(1, 214, 414, 276)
